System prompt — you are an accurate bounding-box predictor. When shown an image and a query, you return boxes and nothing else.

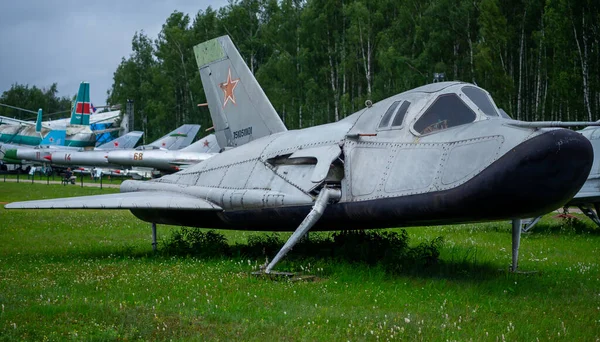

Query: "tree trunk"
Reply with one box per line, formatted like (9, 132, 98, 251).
(517, 12, 526, 120)
(357, 21, 372, 98)
(573, 16, 592, 121)
(327, 32, 339, 122)
(467, 15, 475, 84)
(534, 19, 544, 121)
(174, 41, 195, 124)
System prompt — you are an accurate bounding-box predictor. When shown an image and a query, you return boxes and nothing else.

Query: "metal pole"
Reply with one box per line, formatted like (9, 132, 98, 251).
(152, 223, 157, 252)
(100, 173, 102, 189)
(47, 172, 49, 185)
(511, 219, 522, 272)
(80, 173, 83, 187)
(17, 172, 19, 183)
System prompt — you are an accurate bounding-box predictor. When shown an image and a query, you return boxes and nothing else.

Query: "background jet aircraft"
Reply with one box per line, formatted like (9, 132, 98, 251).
(0, 83, 98, 148)
(44, 125, 201, 169)
(519, 125, 600, 231)
(106, 133, 218, 173)
(6, 36, 598, 274)
(7, 131, 144, 165)
(569, 126, 600, 225)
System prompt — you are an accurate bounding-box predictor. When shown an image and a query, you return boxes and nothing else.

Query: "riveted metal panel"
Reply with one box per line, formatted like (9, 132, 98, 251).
(274, 164, 317, 192)
(177, 173, 199, 186)
(265, 194, 285, 207)
(289, 145, 341, 183)
(193, 38, 226, 67)
(350, 146, 390, 196)
(195, 168, 226, 187)
(384, 147, 442, 193)
(245, 161, 277, 189)
(220, 160, 258, 189)
(441, 137, 504, 185)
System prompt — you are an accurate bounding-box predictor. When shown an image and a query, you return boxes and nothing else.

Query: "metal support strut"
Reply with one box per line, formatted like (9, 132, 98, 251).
(578, 205, 600, 228)
(263, 188, 341, 274)
(152, 223, 157, 252)
(521, 216, 542, 233)
(511, 218, 521, 272)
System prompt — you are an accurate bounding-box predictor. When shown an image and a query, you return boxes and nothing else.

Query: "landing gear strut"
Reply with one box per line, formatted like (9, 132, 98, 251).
(152, 222, 157, 252)
(578, 204, 600, 227)
(262, 187, 341, 274)
(511, 218, 521, 272)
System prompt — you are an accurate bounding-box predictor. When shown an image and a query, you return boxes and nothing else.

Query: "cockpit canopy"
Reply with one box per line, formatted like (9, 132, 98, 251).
(413, 93, 476, 134)
(378, 100, 411, 130)
(376, 83, 503, 136)
(135, 145, 162, 151)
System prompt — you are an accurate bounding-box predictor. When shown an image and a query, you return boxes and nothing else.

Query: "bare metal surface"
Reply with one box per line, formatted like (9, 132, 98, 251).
(5, 191, 222, 210)
(511, 219, 521, 272)
(507, 121, 600, 128)
(264, 188, 341, 273)
(521, 216, 542, 232)
(152, 223, 157, 252)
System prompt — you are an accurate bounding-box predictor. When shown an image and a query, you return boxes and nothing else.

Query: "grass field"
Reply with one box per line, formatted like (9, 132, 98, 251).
(0, 172, 129, 185)
(1, 182, 599, 341)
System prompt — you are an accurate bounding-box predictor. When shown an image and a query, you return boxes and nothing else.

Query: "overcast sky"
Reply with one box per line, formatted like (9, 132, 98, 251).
(0, 0, 228, 107)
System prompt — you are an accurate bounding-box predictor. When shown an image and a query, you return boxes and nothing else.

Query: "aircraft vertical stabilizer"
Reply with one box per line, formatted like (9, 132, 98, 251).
(40, 130, 66, 146)
(97, 131, 143, 150)
(35, 109, 43, 133)
(180, 133, 220, 153)
(193, 35, 287, 148)
(69, 82, 91, 126)
(148, 124, 200, 150)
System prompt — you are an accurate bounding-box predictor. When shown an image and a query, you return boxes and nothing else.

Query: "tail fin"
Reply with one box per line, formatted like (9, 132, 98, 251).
(193, 35, 286, 148)
(40, 130, 66, 146)
(181, 134, 220, 153)
(148, 124, 200, 150)
(97, 131, 143, 150)
(35, 109, 43, 133)
(69, 82, 91, 126)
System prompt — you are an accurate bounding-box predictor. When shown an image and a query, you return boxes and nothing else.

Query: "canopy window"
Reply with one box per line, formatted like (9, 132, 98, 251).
(414, 94, 476, 135)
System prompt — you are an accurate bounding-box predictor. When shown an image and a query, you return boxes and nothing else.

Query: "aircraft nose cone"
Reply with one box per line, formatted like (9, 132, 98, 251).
(4, 149, 18, 161)
(471, 128, 593, 218)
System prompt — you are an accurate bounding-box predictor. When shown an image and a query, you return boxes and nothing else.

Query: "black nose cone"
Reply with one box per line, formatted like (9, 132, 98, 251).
(464, 128, 593, 218)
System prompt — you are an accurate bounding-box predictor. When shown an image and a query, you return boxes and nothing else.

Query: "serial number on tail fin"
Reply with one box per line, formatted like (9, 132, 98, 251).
(233, 127, 252, 139)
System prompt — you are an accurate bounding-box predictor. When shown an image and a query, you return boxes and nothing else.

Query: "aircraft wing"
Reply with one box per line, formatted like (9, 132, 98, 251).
(5, 191, 223, 210)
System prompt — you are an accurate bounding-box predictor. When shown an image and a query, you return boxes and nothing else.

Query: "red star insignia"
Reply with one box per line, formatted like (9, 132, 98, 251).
(219, 67, 240, 108)
(203, 139, 209, 147)
(162, 142, 166, 147)
(113, 141, 119, 147)
(49, 137, 54, 142)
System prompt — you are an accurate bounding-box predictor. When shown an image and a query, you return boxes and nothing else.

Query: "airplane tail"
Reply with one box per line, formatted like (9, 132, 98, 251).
(148, 124, 201, 150)
(35, 109, 43, 133)
(193, 35, 287, 148)
(97, 131, 143, 150)
(40, 130, 66, 146)
(69, 82, 91, 126)
(181, 134, 220, 153)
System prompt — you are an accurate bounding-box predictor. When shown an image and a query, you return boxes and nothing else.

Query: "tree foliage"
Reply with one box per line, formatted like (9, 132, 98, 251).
(0, 83, 72, 121)
(108, 0, 600, 140)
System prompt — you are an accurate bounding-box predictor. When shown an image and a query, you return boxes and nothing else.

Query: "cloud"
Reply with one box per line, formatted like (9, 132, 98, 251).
(0, 0, 228, 106)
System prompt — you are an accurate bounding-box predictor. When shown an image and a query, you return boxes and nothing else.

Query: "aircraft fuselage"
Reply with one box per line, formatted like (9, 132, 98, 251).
(126, 82, 593, 231)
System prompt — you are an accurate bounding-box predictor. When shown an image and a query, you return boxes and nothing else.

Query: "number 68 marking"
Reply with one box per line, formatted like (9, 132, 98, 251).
(133, 152, 143, 161)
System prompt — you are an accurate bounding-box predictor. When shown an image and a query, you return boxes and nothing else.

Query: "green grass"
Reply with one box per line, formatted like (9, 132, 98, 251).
(0, 172, 130, 185)
(1, 182, 599, 340)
